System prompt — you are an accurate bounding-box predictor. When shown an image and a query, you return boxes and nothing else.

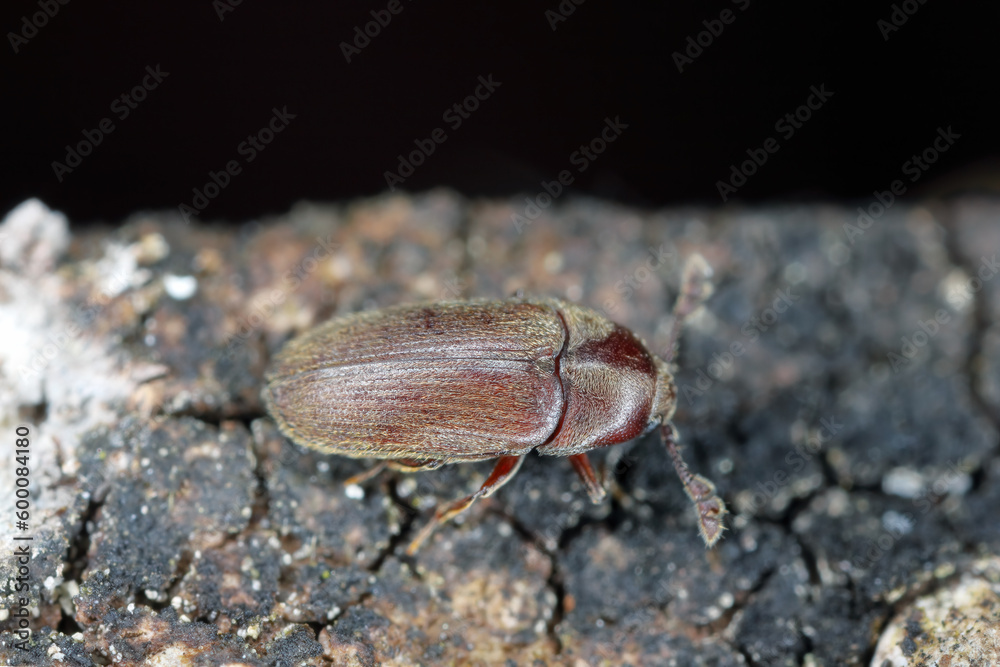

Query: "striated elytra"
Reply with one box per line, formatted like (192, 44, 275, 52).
(263, 255, 727, 554)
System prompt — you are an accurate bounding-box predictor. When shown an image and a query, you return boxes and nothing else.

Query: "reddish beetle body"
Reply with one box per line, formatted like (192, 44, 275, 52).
(264, 256, 726, 553)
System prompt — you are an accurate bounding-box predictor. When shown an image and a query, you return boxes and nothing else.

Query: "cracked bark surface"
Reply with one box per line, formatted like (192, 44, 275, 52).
(1, 194, 998, 666)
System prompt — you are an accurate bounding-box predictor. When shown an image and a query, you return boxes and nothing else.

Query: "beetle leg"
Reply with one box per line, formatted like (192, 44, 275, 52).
(344, 461, 389, 486)
(569, 453, 606, 503)
(661, 423, 727, 547)
(344, 459, 443, 487)
(387, 458, 444, 473)
(406, 454, 525, 555)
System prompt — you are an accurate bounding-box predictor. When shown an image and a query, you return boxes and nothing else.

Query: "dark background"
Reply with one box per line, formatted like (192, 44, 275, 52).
(2, 0, 997, 225)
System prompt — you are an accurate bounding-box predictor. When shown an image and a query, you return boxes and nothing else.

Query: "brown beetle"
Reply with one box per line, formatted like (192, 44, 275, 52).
(263, 255, 726, 554)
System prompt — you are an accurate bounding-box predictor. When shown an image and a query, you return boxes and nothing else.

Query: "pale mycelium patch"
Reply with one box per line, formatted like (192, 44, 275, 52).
(0, 199, 143, 610)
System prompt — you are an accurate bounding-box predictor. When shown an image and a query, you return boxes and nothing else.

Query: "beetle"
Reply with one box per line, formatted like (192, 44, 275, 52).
(263, 254, 726, 554)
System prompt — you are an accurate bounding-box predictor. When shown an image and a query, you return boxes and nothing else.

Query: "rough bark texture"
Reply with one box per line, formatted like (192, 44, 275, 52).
(1, 193, 998, 666)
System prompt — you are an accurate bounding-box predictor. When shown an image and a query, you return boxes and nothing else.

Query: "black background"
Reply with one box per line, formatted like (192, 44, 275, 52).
(2, 0, 996, 225)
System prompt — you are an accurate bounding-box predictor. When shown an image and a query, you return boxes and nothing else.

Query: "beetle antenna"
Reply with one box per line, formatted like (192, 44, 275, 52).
(661, 422, 726, 547)
(664, 253, 713, 363)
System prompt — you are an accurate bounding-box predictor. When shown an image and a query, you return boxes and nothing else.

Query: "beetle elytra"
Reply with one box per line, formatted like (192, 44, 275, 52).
(263, 254, 726, 553)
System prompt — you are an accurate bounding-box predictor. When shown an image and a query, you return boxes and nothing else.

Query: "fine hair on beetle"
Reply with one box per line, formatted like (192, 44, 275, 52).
(263, 254, 727, 554)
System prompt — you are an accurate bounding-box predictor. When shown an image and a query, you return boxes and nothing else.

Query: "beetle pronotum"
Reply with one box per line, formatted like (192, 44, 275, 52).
(263, 254, 726, 554)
